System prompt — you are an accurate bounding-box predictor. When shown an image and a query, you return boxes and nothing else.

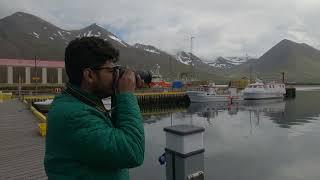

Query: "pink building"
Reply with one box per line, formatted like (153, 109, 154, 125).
(0, 59, 67, 84)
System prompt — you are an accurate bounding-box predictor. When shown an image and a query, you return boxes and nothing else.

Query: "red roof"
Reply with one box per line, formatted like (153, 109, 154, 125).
(0, 59, 64, 68)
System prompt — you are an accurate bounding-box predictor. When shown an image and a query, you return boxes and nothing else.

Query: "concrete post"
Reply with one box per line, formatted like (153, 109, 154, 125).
(25, 67, 31, 84)
(58, 68, 63, 84)
(42, 67, 47, 84)
(7, 66, 13, 84)
(164, 125, 205, 180)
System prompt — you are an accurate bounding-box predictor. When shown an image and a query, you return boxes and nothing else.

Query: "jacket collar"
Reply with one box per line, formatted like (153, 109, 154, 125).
(65, 82, 108, 113)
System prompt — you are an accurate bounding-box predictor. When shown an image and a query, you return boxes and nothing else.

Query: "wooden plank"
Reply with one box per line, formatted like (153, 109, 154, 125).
(0, 99, 47, 180)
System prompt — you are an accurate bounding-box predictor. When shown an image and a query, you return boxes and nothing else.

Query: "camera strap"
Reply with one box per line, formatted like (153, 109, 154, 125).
(112, 68, 120, 95)
(64, 83, 109, 114)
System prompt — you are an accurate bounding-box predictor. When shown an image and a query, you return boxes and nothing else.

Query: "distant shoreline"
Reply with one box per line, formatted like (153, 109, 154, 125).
(287, 83, 320, 86)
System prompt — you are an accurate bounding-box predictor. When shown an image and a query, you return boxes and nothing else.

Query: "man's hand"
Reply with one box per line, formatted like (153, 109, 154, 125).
(136, 75, 144, 89)
(118, 70, 136, 93)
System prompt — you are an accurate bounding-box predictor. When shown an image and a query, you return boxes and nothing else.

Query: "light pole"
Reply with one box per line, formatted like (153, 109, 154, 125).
(34, 56, 38, 95)
(190, 36, 195, 80)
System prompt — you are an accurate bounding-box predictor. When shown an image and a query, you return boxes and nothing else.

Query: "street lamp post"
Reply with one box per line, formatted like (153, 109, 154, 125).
(190, 36, 195, 80)
(34, 56, 38, 95)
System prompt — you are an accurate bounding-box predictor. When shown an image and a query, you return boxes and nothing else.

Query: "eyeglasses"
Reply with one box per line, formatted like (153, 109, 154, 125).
(91, 65, 118, 73)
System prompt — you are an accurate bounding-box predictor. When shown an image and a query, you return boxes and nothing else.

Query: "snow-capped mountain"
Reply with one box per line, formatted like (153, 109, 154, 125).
(1, 12, 213, 78)
(75, 24, 129, 47)
(176, 51, 256, 69)
(0, 12, 131, 59)
(133, 43, 162, 55)
(10, 12, 320, 82)
(204, 56, 256, 69)
(175, 51, 204, 66)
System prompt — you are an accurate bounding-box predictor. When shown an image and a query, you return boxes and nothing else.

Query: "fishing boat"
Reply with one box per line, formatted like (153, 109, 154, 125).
(33, 99, 53, 113)
(33, 98, 111, 113)
(243, 80, 286, 100)
(186, 85, 242, 103)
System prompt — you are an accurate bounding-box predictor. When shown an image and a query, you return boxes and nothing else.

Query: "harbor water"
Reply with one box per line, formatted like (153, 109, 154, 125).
(131, 87, 320, 180)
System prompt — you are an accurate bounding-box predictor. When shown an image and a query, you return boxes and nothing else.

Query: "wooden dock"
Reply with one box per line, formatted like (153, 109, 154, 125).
(0, 99, 47, 179)
(21, 92, 190, 105)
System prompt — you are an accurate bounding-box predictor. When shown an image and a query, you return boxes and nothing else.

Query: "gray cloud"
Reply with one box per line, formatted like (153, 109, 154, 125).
(1, 0, 320, 58)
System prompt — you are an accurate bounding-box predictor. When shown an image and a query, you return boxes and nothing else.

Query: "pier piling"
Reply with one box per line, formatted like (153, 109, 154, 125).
(164, 125, 205, 180)
(285, 87, 296, 98)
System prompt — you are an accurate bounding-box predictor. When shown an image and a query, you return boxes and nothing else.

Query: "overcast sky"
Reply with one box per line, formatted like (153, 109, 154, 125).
(1, 0, 320, 59)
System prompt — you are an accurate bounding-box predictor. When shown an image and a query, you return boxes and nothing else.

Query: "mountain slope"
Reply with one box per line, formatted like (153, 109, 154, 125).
(228, 39, 320, 82)
(0, 12, 69, 59)
(0, 12, 226, 81)
(3, 12, 319, 83)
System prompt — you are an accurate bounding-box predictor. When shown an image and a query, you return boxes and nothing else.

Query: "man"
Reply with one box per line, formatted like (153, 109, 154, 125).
(44, 37, 145, 179)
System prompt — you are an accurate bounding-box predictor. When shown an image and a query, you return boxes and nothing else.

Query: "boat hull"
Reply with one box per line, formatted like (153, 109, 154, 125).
(187, 91, 240, 103)
(243, 92, 284, 100)
(33, 99, 53, 113)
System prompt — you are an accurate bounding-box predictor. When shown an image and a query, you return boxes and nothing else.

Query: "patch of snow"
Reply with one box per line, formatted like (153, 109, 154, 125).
(49, 37, 54, 40)
(58, 31, 67, 40)
(223, 57, 249, 65)
(57, 31, 63, 37)
(53, 33, 57, 36)
(66, 31, 71, 35)
(43, 26, 47, 30)
(203, 56, 256, 69)
(95, 32, 101, 37)
(144, 49, 160, 54)
(76, 34, 81, 38)
(208, 63, 229, 68)
(108, 35, 127, 47)
(33, 32, 40, 38)
(176, 56, 190, 65)
(96, 24, 104, 28)
(82, 30, 100, 37)
(87, 30, 93, 37)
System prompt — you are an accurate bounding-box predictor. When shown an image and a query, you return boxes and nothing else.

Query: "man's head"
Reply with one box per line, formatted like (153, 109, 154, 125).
(65, 37, 119, 98)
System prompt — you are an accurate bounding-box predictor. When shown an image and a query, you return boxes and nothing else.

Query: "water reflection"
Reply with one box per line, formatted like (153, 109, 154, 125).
(185, 91, 320, 140)
(131, 90, 320, 180)
(185, 91, 320, 130)
(141, 103, 188, 124)
(186, 99, 286, 129)
(139, 91, 320, 130)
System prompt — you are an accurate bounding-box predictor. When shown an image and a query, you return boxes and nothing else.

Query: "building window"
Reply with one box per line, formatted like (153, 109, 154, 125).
(47, 68, 58, 83)
(62, 68, 68, 83)
(13, 66, 26, 83)
(0, 66, 7, 83)
(30, 67, 42, 83)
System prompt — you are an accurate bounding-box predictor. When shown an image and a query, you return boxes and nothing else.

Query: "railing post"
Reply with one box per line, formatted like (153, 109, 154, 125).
(164, 124, 205, 180)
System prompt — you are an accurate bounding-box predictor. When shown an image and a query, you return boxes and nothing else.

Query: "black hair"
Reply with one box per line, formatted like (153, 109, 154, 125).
(65, 37, 119, 85)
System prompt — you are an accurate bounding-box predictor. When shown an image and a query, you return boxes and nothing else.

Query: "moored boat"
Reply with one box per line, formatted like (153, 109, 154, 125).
(243, 80, 286, 100)
(186, 86, 241, 103)
(33, 99, 53, 113)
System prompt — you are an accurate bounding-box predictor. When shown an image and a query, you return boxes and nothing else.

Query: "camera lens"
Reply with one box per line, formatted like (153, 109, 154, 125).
(115, 66, 152, 84)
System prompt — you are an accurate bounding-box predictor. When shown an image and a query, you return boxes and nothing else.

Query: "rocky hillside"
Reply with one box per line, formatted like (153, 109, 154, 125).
(0, 12, 225, 81)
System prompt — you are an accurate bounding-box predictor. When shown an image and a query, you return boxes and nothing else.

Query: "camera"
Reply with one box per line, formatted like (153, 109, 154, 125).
(115, 65, 152, 84)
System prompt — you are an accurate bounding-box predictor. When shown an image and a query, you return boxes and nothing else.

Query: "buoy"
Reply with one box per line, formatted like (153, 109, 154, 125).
(54, 88, 61, 93)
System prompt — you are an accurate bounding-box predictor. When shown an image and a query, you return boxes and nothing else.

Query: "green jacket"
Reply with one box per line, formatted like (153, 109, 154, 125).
(44, 84, 145, 180)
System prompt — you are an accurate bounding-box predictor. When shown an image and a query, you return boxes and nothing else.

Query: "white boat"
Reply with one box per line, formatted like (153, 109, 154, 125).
(102, 98, 111, 109)
(186, 86, 242, 103)
(33, 99, 53, 112)
(243, 80, 286, 100)
(33, 98, 112, 112)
